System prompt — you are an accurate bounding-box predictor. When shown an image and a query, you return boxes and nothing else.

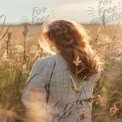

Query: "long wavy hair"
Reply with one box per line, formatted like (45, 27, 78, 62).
(41, 19, 99, 80)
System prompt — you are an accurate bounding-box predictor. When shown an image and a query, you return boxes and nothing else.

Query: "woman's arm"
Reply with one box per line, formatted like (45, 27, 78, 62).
(22, 58, 50, 107)
(22, 57, 56, 121)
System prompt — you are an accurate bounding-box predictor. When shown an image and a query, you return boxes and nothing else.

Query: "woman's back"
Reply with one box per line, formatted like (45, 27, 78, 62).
(22, 54, 100, 122)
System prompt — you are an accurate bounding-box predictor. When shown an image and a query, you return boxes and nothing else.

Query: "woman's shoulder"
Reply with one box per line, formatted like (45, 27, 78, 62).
(30, 54, 58, 75)
(33, 54, 67, 74)
(36, 54, 56, 62)
(88, 69, 101, 84)
(36, 53, 64, 64)
(34, 54, 61, 67)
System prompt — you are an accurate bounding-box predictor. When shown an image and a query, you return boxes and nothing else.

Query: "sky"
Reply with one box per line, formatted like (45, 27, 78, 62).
(0, 0, 122, 24)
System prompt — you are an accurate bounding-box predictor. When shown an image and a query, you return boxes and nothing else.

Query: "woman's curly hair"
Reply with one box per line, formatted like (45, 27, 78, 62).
(41, 19, 99, 80)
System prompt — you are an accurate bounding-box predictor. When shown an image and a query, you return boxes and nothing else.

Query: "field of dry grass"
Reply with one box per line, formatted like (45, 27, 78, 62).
(0, 23, 122, 122)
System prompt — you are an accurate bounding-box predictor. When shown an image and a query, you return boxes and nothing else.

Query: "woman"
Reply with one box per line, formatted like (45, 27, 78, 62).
(22, 19, 101, 122)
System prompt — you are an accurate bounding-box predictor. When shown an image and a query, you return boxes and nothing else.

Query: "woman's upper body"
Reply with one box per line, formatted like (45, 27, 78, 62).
(22, 53, 101, 122)
(22, 19, 101, 122)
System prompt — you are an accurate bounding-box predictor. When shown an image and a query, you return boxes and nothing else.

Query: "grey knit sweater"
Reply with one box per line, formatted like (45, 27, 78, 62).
(22, 53, 101, 122)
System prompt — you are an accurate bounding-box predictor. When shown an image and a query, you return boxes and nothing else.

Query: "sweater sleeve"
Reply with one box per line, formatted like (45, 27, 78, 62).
(21, 58, 51, 108)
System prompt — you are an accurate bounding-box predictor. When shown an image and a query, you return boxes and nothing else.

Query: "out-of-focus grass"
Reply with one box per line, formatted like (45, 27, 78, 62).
(0, 24, 122, 122)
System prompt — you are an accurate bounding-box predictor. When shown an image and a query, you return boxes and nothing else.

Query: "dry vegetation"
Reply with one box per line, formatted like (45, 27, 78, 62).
(0, 23, 122, 122)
